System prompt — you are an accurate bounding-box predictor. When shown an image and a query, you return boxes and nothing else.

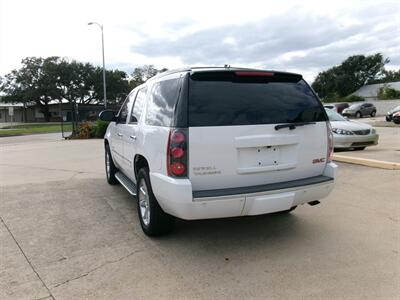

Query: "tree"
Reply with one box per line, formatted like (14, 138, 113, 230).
(56, 59, 96, 105)
(0, 57, 62, 121)
(129, 65, 167, 89)
(0, 56, 133, 122)
(91, 68, 131, 105)
(369, 69, 400, 84)
(312, 53, 388, 99)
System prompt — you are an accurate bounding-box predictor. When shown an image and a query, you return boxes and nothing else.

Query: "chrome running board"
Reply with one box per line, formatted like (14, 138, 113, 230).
(115, 171, 137, 196)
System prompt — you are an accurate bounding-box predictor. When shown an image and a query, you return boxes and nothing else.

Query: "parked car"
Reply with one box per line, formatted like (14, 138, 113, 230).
(342, 102, 376, 118)
(99, 67, 337, 236)
(326, 109, 379, 150)
(324, 104, 335, 110)
(386, 105, 400, 122)
(323, 103, 349, 115)
(335, 103, 350, 114)
(392, 111, 400, 124)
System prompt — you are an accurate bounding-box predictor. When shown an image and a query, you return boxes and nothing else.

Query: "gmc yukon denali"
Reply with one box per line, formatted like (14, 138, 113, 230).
(99, 67, 337, 236)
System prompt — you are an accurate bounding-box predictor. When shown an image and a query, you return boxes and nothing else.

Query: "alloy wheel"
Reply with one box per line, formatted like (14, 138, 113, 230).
(138, 179, 150, 226)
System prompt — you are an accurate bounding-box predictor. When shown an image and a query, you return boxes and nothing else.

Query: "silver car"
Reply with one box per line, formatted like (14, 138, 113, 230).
(342, 102, 377, 118)
(326, 109, 379, 150)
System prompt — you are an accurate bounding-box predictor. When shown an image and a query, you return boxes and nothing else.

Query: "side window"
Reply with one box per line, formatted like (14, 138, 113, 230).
(117, 98, 130, 123)
(146, 78, 181, 126)
(130, 87, 147, 123)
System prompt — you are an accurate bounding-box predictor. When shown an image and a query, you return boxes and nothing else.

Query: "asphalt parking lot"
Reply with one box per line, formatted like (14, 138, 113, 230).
(1, 132, 399, 299)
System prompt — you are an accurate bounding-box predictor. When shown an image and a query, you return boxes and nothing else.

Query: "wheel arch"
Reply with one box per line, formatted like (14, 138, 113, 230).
(134, 154, 149, 180)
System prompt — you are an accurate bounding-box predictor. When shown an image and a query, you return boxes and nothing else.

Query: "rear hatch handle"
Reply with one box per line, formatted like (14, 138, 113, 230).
(275, 122, 316, 131)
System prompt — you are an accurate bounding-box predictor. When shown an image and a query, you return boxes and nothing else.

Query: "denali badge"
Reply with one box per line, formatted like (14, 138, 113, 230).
(312, 158, 326, 164)
(193, 166, 221, 176)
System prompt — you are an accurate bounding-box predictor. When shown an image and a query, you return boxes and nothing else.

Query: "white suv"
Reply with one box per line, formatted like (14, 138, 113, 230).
(99, 67, 337, 236)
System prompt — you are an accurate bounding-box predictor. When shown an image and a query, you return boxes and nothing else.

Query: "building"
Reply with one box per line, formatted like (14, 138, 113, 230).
(0, 102, 116, 123)
(0, 103, 26, 122)
(352, 81, 400, 100)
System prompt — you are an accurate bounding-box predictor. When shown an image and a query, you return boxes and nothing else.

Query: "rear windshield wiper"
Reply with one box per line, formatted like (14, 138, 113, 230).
(275, 122, 316, 131)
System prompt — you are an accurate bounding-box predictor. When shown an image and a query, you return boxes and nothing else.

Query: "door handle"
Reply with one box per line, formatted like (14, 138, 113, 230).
(130, 135, 137, 141)
(117, 133, 123, 137)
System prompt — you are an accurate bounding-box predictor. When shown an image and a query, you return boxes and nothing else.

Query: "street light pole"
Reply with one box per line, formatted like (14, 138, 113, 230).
(88, 22, 107, 108)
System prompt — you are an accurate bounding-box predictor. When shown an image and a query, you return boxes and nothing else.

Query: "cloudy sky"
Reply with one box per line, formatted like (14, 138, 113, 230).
(0, 0, 399, 82)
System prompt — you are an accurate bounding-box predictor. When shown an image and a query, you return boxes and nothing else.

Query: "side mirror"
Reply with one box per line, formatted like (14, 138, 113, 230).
(99, 110, 116, 122)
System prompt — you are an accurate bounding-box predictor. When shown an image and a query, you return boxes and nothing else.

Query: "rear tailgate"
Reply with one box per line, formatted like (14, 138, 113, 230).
(187, 71, 328, 191)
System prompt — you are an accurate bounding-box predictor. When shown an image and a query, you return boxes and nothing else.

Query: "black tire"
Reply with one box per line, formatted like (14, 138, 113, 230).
(370, 111, 376, 117)
(355, 111, 361, 118)
(136, 167, 174, 236)
(393, 119, 400, 125)
(386, 116, 391, 122)
(278, 206, 297, 214)
(354, 147, 366, 151)
(105, 143, 118, 184)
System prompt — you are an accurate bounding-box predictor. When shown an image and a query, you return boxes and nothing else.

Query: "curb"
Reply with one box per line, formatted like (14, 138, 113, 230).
(333, 154, 400, 170)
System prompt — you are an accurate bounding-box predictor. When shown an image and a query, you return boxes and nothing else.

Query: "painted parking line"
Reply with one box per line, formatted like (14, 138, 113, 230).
(333, 154, 400, 170)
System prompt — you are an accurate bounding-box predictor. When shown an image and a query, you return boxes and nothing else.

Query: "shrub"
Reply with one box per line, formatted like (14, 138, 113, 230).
(95, 119, 110, 138)
(77, 122, 94, 139)
(345, 95, 365, 102)
(378, 87, 400, 100)
(322, 92, 341, 103)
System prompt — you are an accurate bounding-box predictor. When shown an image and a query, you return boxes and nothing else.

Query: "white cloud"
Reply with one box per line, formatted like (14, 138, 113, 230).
(0, 0, 399, 82)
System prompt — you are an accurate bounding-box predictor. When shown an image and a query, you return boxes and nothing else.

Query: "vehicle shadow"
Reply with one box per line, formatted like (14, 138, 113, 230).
(147, 209, 327, 260)
(108, 180, 330, 261)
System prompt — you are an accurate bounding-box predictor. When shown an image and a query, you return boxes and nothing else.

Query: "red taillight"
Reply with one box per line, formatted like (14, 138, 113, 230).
(171, 147, 185, 159)
(167, 129, 188, 177)
(235, 71, 274, 77)
(170, 162, 186, 175)
(171, 131, 185, 143)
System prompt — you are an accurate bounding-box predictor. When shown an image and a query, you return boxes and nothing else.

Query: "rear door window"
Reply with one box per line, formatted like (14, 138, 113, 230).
(130, 87, 147, 123)
(188, 72, 326, 127)
(117, 98, 129, 124)
(145, 78, 181, 127)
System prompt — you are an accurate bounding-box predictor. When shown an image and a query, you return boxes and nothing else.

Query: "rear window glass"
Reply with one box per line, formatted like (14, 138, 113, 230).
(188, 72, 326, 126)
(146, 78, 181, 127)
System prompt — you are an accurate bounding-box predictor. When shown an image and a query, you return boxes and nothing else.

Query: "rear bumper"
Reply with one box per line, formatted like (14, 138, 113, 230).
(333, 133, 379, 149)
(150, 162, 337, 220)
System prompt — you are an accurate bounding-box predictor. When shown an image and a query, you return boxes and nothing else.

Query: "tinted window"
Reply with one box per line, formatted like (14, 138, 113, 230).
(146, 79, 181, 126)
(118, 98, 129, 123)
(188, 73, 326, 126)
(130, 88, 147, 123)
(349, 103, 361, 109)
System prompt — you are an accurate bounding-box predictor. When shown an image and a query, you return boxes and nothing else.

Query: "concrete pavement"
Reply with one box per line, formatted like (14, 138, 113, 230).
(1, 135, 399, 299)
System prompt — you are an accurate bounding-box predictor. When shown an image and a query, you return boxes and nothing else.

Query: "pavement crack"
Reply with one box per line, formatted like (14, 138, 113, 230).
(0, 216, 55, 300)
(52, 249, 143, 289)
(387, 216, 398, 223)
(35, 296, 54, 300)
(67, 171, 85, 181)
